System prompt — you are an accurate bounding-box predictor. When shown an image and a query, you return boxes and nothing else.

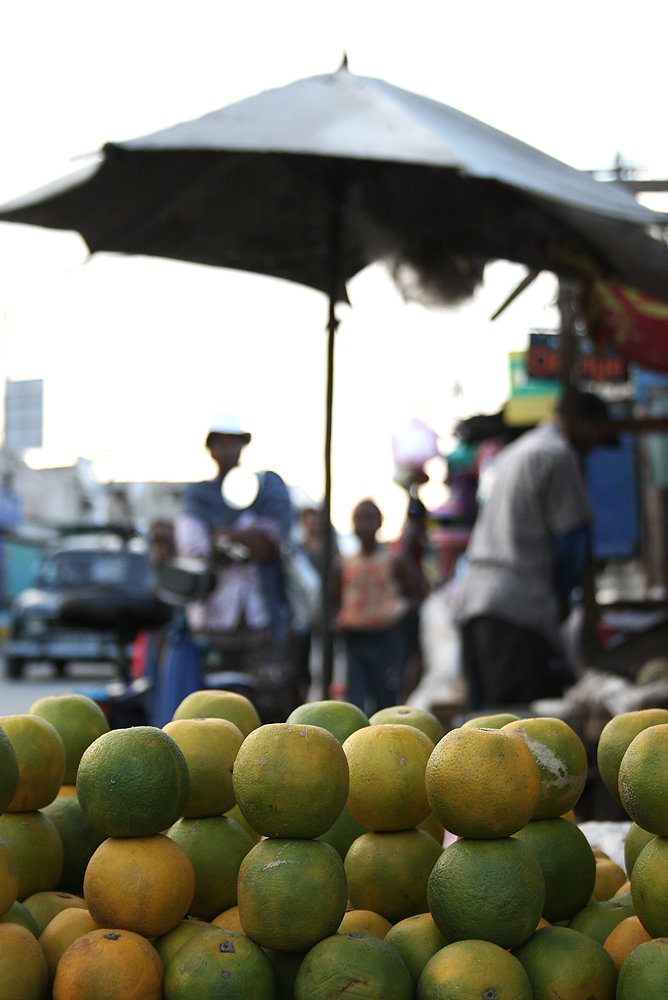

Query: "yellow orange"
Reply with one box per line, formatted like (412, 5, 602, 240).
(343, 723, 434, 832)
(592, 855, 629, 901)
(28, 694, 109, 785)
(603, 914, 652, 972)
(171, 688, 261, 736)
(630, 834, 668, 936)
(419, 939, 532, 1000)
(52, 928, 163, 1000)
(425, 726, 541, 839)
(84, 834, 195, 938)
(232, 722, 349, 839)
(338, 908, 392, 938)
(211, 904, 245, 933)
(344, 828, 443, 922)
(0, 922, 49, 1000)
(39, 906, 99, 987)
(461, 712, 520, 728)
(21, 890, 87, 936)
(76, 726, 190, 838)
(162, 716, 244, 817)
(0, 714, 66, 812)
(503, 716, 587, 819)
(624, 821, 655, 877)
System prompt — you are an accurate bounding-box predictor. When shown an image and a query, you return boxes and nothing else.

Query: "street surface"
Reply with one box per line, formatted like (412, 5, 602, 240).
(0, 660, 118, 716)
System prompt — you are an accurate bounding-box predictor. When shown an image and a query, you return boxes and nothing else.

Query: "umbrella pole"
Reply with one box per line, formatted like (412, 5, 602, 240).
(320, 301, 337, 698)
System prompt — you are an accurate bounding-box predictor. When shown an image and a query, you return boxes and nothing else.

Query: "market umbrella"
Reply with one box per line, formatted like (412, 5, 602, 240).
(3, 61, 668, 691)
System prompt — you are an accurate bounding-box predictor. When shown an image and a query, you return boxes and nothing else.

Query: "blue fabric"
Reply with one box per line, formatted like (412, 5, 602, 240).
(553, 525, 588, 599)
(345, 628, 403, 715)
(151, 613, 203, 727)
(182, 470, 294, 644)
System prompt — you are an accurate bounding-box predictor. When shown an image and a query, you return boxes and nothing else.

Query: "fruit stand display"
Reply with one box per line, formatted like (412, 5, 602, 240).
(0, 693, 667, 997)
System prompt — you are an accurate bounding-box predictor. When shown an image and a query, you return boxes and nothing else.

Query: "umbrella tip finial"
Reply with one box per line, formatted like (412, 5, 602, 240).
(338, 52, 349, 71)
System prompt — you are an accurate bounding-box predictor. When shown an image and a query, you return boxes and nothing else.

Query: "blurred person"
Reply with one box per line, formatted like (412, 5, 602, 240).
(332, 498, 424, 714)
(450, 389, 618, 710)
(395, 493, 431, 700)
(174, 412, 297, 721)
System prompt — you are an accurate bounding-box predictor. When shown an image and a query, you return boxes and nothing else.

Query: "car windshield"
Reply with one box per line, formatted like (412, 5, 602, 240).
(36, 550, 150, 589)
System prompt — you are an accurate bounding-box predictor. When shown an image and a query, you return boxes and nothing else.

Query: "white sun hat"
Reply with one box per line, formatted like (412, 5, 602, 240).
(206, 412, 251, 440)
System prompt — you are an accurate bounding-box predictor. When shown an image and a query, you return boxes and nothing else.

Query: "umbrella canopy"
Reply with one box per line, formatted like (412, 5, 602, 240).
(2, 62, 668, 305)
(3, 63, 668, 694)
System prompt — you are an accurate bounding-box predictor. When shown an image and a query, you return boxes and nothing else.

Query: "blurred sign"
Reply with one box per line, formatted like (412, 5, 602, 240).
(4, 379, 43, 452)
(527, 332, 628, 382)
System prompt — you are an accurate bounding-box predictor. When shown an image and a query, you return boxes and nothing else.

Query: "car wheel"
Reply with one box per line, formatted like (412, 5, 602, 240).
(52, 660, 68, 678)
(6, 657, 25, 679)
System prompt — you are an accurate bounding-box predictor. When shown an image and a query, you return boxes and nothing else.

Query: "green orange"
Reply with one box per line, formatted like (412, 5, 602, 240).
(28, 694, 110, 785)
(503, 716, 587, 819)
(294, 932, 413, 1000)
(368, 705, 445, 745)
(163, 926, 275, 1000)
(171, 689, 261, 736)
(419, 939, 533, 1000)
(513, 816, 596, 922)
(76, 726, 189, 838)
(513, 925, 618, 1000)
(286, 699, 369, 744)
(0, 726, 19, 814)
(0, 714, 66, 812)
(597, 708, 668, 803)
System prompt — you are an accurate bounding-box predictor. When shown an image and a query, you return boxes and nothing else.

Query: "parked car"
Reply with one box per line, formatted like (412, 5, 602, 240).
(3, 525, 173, 679)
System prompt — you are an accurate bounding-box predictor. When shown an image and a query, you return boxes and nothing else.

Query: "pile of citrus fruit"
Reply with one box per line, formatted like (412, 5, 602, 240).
(4, 691, 668, 998)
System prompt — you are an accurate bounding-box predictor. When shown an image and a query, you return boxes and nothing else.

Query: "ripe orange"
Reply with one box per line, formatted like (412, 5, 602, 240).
(232, 722, 349, 839)
(286, 699, 370, 744)
(428, 836, 545, 949)
(163, 926, 275, 1000)
(76, 726, 190, 837)
(52, 928, 163, 1000)
(0, 810, 63, 899)
(41, 792, 106, 896)
(597, 708, 668, 803)
(338, 908, 393, 938)
(171, 688, 261, 736)
(624, 821, 654, 877)
(630, 834, 668, 936)
(503, 716, 587, 819)
(592, 854, 629, 901)
(166, 814, 255, 919)
(0, 725, 19, 814)
(419, 939, 533, 1000)
(344, 828, 443, 922)
(425, 726, 541, 839)
(0, 833, 18, 917)
(418, 811, 445, 846)
(38, 906, 100, 988)
(0, 922, 49, 1000)
(568, 899, 634, 944)
(294, 931, 413, 1000)
(603, 914, 652, 972)
(343, 724, 434, 831)
(0, 714, 66, 812)
(461, 712, 520, 728)
(618, 723, 668, 834)
(368, 705, 445, 745)
(513, 925, 617, 1000)
(316, 804, 367, 859)
(512, 816, 596, 922)
(83, 834, 195, 938)
(384, 912, 448, 989)
(211, 904, 245, 933)
(28, 693, 110, 785)
(237, 837, 347, 952)
(21, 890, 86, 936)
(616, 937, 668, 998)
(162, 716, 244, 817)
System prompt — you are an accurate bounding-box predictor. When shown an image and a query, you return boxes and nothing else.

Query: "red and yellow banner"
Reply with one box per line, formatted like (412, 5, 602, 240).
(581, 278, 668, 373)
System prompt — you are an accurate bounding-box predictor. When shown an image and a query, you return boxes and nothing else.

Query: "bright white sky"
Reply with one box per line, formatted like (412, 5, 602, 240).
(1, 0, 667, 537)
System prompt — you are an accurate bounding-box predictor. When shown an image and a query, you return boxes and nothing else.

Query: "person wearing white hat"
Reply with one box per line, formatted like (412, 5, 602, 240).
(174, 412, 297, 721)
